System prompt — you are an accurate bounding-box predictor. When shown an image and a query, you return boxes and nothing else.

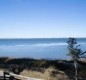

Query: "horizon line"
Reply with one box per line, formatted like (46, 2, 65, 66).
(0, 37, 86, 39)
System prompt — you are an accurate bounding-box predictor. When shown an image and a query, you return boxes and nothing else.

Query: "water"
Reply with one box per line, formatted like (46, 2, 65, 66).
(0, 38, 86, 60)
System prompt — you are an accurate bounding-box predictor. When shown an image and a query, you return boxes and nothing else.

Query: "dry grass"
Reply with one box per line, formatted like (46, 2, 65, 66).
(20, 67, 69, 80)
(0, 68, 7, 71)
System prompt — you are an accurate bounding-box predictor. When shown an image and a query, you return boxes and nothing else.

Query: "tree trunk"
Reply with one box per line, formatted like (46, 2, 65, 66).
(74, 61, 78, 80)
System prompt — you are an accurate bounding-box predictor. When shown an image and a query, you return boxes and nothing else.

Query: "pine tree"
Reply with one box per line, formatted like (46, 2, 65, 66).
(67, 38, 86, 80)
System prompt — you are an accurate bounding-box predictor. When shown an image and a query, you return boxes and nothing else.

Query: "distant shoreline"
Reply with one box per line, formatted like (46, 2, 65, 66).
(0, 37, 86, 39)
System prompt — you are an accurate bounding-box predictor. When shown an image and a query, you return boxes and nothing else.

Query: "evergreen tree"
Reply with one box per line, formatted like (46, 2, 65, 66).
(67, 38, 86, 80)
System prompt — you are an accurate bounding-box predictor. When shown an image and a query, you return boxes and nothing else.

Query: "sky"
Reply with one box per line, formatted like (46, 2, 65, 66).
(0, 0, 86, 38)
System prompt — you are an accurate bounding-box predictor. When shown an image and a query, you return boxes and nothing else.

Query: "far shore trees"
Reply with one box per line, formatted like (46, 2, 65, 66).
(67, 38, 86, 80)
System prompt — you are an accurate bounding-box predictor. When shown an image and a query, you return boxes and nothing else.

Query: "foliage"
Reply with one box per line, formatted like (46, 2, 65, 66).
(67, 38, 86, 60)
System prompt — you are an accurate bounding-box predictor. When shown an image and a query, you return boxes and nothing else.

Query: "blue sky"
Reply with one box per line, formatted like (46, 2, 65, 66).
(0, 0, 86, 38)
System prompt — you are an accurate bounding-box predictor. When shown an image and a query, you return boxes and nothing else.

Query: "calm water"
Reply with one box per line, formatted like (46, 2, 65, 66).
(0, 38, 86, 60)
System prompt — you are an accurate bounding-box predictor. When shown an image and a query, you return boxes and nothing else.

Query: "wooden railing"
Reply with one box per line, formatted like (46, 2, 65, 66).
(0, 71, 43, 80)
(2, 71, 20, 80)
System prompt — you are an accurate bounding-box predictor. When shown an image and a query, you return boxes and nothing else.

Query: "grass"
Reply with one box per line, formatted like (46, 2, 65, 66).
(0, 57, 86, 80)
(20, 67, 68, 80)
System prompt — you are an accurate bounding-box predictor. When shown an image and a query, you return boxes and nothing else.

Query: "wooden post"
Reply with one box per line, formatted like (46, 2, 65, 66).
(3, 71, 9, 80)
(9, 76, 14, 80)
(3, 72, 6, 80)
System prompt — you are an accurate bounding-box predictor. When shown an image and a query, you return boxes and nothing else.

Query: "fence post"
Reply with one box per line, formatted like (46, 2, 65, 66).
(3, 71, 9, 80)
(9, 76, 14, 80)
(3, 71, 6, 80)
